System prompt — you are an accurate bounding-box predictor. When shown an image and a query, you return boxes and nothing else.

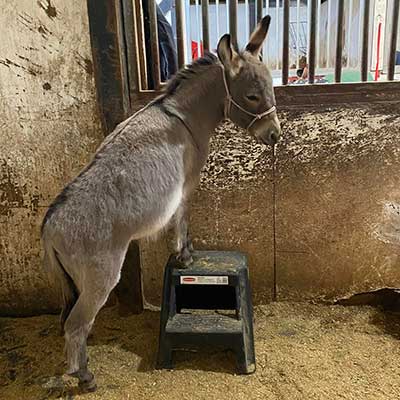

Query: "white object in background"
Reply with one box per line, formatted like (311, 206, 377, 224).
(371, 0, 387, 71)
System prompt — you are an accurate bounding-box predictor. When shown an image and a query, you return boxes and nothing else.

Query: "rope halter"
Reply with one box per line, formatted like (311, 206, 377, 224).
(221, 66, 277, 131)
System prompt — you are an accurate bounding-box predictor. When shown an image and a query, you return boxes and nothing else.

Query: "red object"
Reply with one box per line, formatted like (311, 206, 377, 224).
(374, 22, 382, 81)
(182, 277, 196, 282)
(191, 40, 204, 60)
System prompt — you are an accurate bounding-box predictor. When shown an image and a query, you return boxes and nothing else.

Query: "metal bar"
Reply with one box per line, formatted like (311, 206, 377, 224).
(308, 0, 317, 83)
(316, 0, 321, 69)
(245, 0, 249, 41)
(216, 0, 220, 42)
(195, 0, 201, 58)
(275, 0, 279, 70)
(185, 0, 192, 62)
(202, 0, 210, 51)
(264, 0, 270, 65)
(327, 0, 331, 68)
(296, 0, 300, 69)
(249, 0, 256, 32)
(256, 0, 262, 23)
(307, 0, 310, 65)
(388, 0, 400, 81)
(148, 0, 160, 89)
(347, 0, 353, 68)
(334, 0, 344, 83)
(175, 0, 186, 68)
(361, 0, 370, 82)
(226, 0, 229, 34)
(357, 0, 363, 68)
(229, 0, 238, 47)
(282, 0, 290, 85)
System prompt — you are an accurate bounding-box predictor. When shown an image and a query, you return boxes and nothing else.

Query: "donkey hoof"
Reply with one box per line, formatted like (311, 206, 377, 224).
(175, 254, 193, 269)
(79, 378, 97, 393)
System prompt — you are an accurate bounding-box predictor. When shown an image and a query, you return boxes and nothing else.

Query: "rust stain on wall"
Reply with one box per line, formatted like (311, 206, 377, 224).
(0, 161, 24, 216)
(0, 58, 40, 76)
(37, 0, 57, 20)
(76, 53, 93, 76)
(17, 12, 53, 40)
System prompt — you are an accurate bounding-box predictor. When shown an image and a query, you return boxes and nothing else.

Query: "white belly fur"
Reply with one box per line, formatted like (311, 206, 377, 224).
(140, 184, 183, 239)
(157, 184, 183, 230)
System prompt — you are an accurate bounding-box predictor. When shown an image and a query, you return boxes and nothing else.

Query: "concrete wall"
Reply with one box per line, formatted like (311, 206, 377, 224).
(1, 1, 399, 316)
(141, 104, 400, 307)
(0, 0, 103, 315)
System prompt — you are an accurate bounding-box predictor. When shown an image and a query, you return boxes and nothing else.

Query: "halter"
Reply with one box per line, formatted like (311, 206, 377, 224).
(221, 66, 277, 131)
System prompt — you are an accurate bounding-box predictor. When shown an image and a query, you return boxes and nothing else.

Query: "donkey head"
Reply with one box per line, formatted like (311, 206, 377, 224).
(217, 15, 281, 146)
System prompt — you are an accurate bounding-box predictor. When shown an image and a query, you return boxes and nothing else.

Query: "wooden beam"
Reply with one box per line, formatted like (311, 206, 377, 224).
(133, 81, 400, 112)
(87, 0, 143, 315)
(87, 0, 130, 133)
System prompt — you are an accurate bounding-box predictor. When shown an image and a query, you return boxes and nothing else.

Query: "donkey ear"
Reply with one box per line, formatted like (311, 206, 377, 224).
(245, 15, 271, 56)
(217, 34, 234, 66)
(217, 34, 241, 75)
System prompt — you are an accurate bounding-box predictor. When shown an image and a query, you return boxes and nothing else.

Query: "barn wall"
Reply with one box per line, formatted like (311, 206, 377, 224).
(0, 0, 103, 315)
(142, 104, 400, 306)
(1, 2, 399, 316)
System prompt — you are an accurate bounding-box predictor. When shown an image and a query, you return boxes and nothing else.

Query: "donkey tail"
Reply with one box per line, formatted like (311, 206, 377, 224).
(42, 238, 78, 332)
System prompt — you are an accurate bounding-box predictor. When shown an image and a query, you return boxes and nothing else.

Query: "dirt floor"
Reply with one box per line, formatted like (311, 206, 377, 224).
(1, 302, 399, 400)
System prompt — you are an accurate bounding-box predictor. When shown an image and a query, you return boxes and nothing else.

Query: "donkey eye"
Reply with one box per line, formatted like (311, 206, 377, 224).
(246, 95, 259, 102)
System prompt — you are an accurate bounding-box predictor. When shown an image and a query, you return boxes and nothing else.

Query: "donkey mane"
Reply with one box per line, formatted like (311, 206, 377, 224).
(162, 52, 219, 97)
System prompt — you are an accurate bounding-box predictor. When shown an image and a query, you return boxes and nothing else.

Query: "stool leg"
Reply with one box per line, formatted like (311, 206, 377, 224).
(237, 269, 256, 374)
(156, 260, 175, 369)
(235, 336, 256, 374)
(156, 338, 174, 369)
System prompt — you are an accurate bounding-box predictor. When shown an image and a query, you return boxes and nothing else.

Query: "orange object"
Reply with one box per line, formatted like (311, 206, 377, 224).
(191, 40, 204, 60)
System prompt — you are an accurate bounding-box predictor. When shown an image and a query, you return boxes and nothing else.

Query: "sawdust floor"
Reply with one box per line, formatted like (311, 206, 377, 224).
(1, 302, 400, 400)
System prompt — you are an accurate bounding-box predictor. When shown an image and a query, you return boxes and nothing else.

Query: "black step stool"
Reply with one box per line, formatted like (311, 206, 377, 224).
(156, 250, 256, 374)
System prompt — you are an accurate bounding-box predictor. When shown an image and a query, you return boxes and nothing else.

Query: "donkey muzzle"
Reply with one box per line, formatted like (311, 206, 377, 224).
(252, 117, 281, 146)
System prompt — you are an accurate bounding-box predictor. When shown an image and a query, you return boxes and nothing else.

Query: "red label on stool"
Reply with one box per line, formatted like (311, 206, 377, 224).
(180, 276, 229, 285)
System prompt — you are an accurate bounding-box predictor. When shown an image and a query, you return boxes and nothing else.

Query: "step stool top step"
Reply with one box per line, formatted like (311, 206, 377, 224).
(169, 250, 248, 276)
(166, 313, 243, 335)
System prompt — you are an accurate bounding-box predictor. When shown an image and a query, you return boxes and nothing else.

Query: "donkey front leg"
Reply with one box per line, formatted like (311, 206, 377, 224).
(174, 203, 194, 267)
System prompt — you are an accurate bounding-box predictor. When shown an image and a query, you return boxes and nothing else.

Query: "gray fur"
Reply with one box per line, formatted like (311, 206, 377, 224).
(41, 17, 280, 390)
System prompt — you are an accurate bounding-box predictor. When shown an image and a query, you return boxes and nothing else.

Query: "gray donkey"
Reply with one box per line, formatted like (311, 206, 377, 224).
(41, 15, 280, 391)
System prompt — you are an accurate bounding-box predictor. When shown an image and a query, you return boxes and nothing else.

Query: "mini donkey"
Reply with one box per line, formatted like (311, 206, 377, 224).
(41, 15, 280, 391)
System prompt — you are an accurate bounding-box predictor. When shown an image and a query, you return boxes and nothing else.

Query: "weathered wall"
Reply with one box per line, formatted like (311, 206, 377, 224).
(142, 104, 400, 306)
(0, 0, 103, 315)
(1, 2, 399, 316)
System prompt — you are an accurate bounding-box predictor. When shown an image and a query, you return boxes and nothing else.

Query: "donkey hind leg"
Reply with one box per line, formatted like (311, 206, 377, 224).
(63, 253, 124, 392)
(174, 203, 194, 268)
(60, 293, 77, 336)
(59, 271, 79, 336)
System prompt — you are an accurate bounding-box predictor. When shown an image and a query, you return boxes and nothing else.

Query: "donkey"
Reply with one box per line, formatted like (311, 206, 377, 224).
(41, 15, 280, 391)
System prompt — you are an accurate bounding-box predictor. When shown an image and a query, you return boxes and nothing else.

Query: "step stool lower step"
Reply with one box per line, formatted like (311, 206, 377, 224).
(166, 314, 243, 335)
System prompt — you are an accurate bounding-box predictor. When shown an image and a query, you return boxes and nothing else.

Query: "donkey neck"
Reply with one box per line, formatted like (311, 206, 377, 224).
(162, 63, 226, 152)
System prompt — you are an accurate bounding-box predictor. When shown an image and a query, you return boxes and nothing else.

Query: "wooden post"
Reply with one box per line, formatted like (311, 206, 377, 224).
(87, 0, 143, 314)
